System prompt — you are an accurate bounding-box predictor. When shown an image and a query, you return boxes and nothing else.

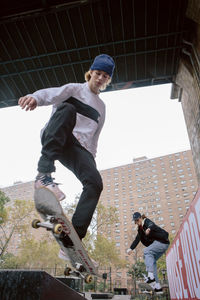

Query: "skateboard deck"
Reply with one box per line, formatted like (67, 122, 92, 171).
(138, 282, 154, 292)
(32, 187, 98, 282)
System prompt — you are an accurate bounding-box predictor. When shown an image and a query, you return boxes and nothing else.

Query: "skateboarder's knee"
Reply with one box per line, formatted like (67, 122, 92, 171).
(84, 181, 103, 199)
(85, 180, 103, 196)
(84, 172, 103, 194)
(92, 176, 103, 194)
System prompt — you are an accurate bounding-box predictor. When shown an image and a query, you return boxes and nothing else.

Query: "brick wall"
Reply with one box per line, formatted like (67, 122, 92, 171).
(175, 0, 200, 183)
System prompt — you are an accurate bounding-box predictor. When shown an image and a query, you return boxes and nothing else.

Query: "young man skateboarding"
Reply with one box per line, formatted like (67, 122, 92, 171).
(127, 212, 170, 294)
(18, 54, 115, 246)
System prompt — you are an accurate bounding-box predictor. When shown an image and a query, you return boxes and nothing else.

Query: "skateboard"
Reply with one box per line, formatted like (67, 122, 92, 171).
(32, 187, 98, 283)
(138, 282, 154, 294)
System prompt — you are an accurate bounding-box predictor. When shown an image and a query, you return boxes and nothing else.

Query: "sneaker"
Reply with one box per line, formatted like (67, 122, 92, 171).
(58, 248, 70, 261)
(35, 174, 66, 201)
(145, 277, 156, 288)
(154, 288, 163, 294)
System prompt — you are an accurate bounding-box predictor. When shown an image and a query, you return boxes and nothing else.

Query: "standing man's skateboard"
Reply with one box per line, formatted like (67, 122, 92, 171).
(32, 187, 98, 283)
(139, 275, 156, 293)
(138, 282, 154, 294)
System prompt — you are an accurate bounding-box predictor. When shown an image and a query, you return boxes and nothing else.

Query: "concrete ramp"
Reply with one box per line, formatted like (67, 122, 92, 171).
(0, 270, 86, 300)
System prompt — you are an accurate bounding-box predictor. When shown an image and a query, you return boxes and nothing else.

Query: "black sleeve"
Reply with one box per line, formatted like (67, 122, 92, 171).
(130, 233, 140, 250)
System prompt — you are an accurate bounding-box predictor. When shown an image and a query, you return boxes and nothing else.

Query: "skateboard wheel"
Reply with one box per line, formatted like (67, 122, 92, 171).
(85, 274, 93, 284)
(31, 219, 40, 229)
(64, 267, 71, 276)
(53, 223, 63, 234)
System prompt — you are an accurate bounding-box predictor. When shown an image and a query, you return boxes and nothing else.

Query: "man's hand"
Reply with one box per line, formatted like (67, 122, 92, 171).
(18, 96, 37, 111)
(145, 228, 151, 235)
(127, 248, 132, 255)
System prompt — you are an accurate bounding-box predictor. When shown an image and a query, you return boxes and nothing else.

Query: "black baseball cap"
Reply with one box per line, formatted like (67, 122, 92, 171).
(132, 212, 141, 221)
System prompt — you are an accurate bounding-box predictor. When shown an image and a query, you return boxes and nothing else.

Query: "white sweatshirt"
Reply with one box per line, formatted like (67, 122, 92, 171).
(27, 82, 105, 158)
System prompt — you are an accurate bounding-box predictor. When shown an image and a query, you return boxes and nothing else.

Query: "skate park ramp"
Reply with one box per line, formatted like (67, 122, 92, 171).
(0, 269, 87, 300)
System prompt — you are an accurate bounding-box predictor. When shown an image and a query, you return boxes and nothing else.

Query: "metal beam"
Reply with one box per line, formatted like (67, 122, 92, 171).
(0, 46, 182, 78)
(0, 32, 185, 66)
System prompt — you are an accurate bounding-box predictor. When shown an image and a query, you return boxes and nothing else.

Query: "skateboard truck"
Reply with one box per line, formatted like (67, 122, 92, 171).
(64, 265, 93, 283)
(32, 217, 63, 235)
(75, 262, 86, 272)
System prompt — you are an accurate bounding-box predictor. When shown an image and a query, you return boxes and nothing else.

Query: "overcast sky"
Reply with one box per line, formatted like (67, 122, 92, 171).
(0, 83, 190, 202)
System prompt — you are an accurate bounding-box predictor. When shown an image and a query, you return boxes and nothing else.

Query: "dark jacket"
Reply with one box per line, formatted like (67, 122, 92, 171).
(130, 218, 170, 250)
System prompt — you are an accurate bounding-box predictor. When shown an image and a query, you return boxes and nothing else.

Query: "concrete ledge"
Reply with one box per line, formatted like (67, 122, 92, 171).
(0, 269, 86, 300)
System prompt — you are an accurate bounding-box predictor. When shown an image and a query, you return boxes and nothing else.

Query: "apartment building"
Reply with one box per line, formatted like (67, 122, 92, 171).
(2, 181, 34, 201)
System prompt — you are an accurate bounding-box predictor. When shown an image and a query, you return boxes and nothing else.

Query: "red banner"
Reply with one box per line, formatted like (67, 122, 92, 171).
(166, 189, 200, 299)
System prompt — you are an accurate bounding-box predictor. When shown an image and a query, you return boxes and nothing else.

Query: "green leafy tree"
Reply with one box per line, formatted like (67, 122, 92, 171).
(0, 199, 36, 258)
(93, 202, 119, 233)
(128, 260, 146, 296)
(0, 190, 10, 225)
(157, 234, 174, 280)
(128, 260, 146, 280)
(0, 252, 17, 268)
(91, 235, 126, 268)
(0, 236, 66, 273)
(16, 237, 64, 272)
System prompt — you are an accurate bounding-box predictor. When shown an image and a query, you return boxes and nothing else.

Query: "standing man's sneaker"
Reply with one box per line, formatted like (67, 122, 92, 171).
(154, 282, 163, 294)
(145, 277, 156, 288)
(154, 288, 163, 294)
(35, 174, 66, 201)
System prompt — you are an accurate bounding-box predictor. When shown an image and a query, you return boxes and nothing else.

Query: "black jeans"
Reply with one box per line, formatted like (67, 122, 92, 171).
(37, 102, 103, 239)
